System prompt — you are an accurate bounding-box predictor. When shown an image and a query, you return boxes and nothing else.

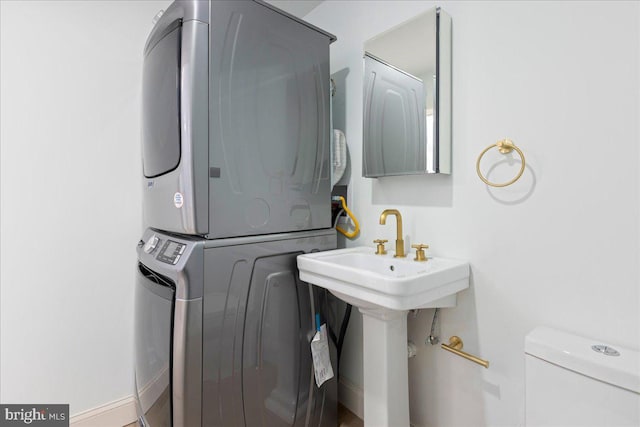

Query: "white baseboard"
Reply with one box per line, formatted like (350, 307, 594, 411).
(338, 377, 364, 420)
(71, 377, 362, 427)
(70, 395, 137, 427)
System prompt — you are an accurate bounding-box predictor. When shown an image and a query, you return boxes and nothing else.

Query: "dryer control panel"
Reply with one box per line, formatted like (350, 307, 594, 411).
(157, 239, 186, 265)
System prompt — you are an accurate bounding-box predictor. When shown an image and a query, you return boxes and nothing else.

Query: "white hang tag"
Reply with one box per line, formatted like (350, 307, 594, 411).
(311, 323, 334, 387)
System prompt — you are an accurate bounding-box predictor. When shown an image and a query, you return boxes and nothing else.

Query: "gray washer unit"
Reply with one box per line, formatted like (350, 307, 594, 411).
(141, 0, 337, 239)
(134, 227, 338, 427)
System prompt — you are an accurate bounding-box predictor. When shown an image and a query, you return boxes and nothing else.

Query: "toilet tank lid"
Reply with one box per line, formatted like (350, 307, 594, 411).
(525, 326, 640, 394)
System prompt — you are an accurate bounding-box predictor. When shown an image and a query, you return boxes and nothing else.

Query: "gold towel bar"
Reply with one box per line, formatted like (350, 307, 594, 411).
(476, 138, 525, 187)
(441, 336, 489, 369)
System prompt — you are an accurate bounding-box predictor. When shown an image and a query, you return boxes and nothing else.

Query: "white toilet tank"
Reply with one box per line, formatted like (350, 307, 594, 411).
(525, 327, 640, 426)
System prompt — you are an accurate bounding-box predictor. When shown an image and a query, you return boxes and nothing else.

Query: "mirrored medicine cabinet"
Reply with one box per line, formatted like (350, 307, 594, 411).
(363, 7, 452, 177)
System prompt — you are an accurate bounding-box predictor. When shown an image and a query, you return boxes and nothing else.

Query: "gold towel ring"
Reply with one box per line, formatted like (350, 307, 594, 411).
(476, 139, 526, 187)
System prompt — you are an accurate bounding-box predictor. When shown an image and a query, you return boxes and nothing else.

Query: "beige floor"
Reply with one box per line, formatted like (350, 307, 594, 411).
(125, 404, 362, 427)
(338, 404, 364, 427)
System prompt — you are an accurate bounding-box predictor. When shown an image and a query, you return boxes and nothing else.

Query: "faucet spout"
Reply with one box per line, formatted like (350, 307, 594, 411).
(379, 209, 405, 258)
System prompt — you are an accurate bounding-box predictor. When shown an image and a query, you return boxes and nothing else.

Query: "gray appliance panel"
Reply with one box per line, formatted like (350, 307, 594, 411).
(135, 228, 337, 427)
(202, 232, 337, 426)
(144, 0, 209, 53)
(142, 16, 210, 236)
(208, 0, 332, 238)
(142, 0, 335, 239)
(172, 297, 203, 427)
(134, 265, 175, 426)
(136, 229, 206, 427)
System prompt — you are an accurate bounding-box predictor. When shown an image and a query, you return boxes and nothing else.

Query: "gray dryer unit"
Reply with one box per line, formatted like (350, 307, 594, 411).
(134, 228, 338, 427)
(141, 0, 336, 239)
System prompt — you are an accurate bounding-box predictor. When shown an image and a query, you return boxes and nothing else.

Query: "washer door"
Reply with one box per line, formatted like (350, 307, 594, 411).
(134, 262, 175, 427)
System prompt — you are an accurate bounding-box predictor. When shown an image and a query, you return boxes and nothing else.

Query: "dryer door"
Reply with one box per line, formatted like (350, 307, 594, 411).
(134, 262, 175, 427)
(142, 22, 182, 179)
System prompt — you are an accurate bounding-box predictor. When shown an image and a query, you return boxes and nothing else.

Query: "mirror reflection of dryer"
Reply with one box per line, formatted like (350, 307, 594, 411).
(363, 7, 452, 177)
(363, 53, 426, 177)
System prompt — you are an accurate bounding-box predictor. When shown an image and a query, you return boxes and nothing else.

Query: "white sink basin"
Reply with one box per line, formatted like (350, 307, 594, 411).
(297, 246, 469, 311)
(298, 246, 470, 426)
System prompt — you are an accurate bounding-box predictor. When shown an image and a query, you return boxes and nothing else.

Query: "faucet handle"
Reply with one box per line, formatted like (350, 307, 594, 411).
(373, 239, 388, 255)
(411, 244, 429, 262)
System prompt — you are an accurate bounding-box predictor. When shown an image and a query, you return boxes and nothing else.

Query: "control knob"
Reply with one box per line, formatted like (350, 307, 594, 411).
(144, 235, 160, 254)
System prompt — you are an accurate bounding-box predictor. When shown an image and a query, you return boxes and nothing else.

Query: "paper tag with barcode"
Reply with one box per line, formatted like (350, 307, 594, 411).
(311, 323, 334, 387)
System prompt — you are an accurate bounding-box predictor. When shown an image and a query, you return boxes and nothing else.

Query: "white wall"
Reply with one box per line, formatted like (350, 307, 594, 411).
(1, 1, 638, 423)
(306, 1, 640, 426)
(0, 0, 170, 415)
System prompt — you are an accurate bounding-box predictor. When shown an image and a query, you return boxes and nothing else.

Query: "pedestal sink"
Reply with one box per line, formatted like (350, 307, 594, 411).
(297, 246, 469, 427)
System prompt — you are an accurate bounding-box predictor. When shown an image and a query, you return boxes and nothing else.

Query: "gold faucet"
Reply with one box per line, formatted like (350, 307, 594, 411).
(379, 209, 405, 258)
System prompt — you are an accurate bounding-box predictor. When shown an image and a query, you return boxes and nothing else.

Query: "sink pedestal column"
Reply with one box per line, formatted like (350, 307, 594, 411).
(359, 307, 410, 427)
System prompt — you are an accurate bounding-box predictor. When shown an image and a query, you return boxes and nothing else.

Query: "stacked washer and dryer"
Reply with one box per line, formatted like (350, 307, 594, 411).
(133, 1, 338, 426)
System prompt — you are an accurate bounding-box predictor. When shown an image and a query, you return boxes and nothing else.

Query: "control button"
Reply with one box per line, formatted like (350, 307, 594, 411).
(178, 244, 186, 254)
(172, 254, 181, 265)
(591, 344, 620, 356)
(144, 236, 159, 254)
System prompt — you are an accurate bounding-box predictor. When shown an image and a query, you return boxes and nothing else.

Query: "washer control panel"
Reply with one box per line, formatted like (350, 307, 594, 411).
(156, 239, 186, 265)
